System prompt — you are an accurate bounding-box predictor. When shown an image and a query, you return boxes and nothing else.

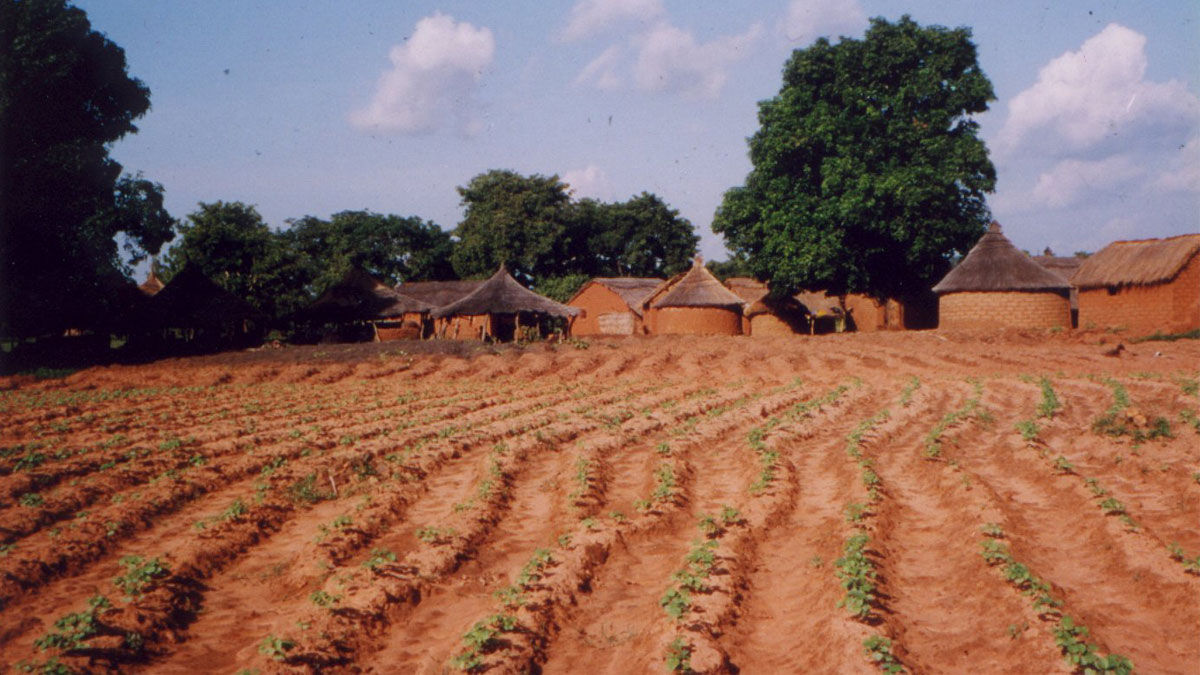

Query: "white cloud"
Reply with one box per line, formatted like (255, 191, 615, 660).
(1031, 155, 1144, 208)
(575, 44, 624, 90)
(561, 0, 664, 42)
(349, 13, 494, 134)
(995, 23, 1200, 158)
(633, 22, 761, 99)
(1150, 135, 1200, 194)
(563, 164, 615, 200)
(782, 0, 866, 44)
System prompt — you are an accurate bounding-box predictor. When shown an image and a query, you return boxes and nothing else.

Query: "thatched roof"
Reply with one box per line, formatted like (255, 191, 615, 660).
(395, 280, 484, 307)
(724, 277, 807, 318)
(932, 222, 1070, 294)
(1072, 234, 1200, 290)
(142, 264, 265, 327)
(138, 268, 164, 296)
(649, 259, 746, 310)
(1033, 254, 1084, 283)
(568, 278, 662, 317)
(793, 290, 844, 317)
(430, 266, 580, 319)
(302, 268, 432, 323)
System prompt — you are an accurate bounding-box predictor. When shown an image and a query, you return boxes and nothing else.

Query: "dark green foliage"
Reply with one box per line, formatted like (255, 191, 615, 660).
(1, 0, 175, 336)
(713, 16, 996, 300)
(451, 170, 697, 284)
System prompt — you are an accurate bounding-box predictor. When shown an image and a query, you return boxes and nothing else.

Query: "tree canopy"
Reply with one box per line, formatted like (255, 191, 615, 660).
(1, 0, 174, 335)
(451, 169, 698, 292)
(712, 15, 996, 300)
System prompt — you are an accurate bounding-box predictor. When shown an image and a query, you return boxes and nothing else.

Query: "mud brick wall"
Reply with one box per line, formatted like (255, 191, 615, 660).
(568, 285, 641, 336)
(938, 291, 1071, 330)
(647, 306, 743, 335)
(1077, 255, 1200, 335)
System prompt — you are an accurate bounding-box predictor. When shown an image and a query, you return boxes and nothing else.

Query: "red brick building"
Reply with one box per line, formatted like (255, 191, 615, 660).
(1073, 234, 1200, 336)
(933, 222, 1072, 330)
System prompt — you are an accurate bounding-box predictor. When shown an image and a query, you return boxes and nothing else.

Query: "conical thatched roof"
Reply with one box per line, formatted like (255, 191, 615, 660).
(568, 278, 662, 317)
(649, 258, 746, 310)
(142, 264, 265, 327)
(1072, 234, 1200, 290)
(396, 280, 484, 307)
(302, 268, 431, 323)
(932, 223, 1070, 294)
(430, 266, 580, 319)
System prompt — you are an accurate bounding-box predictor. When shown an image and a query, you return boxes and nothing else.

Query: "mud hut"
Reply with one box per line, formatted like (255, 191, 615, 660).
(1034, 249, 1085, 327)
(724, 278, 807, 336)
(932, 222, 1071, 330)
(301, 268, 433, 341)
(566, 278, 662, 336)
(136, 264, 266, 349)
(429, 266, 580, 341)
(1073, 234, 1200, 336)
(642, 258, 746, 335)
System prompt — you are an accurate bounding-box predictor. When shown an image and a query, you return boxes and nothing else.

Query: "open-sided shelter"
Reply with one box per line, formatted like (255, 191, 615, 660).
(429, 266, 580, 341)
(932, 222, 1071, 330)
(642, 258, 746, 335)
(1073, 234, 1200, 335)
(301, 268, 432, 340)
(566, 278, 661, 336)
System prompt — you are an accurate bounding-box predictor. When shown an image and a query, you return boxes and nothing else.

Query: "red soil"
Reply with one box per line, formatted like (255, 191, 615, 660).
(1, 331, 1197, 674)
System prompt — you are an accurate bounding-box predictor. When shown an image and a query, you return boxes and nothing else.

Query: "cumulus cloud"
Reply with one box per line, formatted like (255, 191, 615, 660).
(1150, 135, 1200, 194)
(349, 13, 494, 134)
(782, 0, 866, 44)
(563, 164, 615, 200)
(632, 22, 762, 99)
(1031, 155, 1144, 208)
(561, 0, 663, 42)
(995, 23, 1199, 158)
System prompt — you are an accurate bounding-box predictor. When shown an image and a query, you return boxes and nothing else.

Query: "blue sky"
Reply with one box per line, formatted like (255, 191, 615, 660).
(77, 0, 1199, 269)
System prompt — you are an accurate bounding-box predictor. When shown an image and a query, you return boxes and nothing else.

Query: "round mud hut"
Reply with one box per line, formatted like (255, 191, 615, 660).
(430, 266, 579, 341)
(642, 258, 746, 335)
(724, 277, 807, 336)
(932, 222, 1071, 330)
(299, 267, 433, 341)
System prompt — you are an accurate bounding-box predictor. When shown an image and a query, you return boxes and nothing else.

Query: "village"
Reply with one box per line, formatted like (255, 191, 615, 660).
(117, 223, 1199, 350)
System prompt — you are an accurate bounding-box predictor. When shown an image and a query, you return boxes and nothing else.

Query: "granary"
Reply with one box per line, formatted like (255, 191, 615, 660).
(1072, 234, 1200, 336)
(1034, 248, 1085, 327)
(300, 267, 433, 340)
(136, 263, 266, 347)
(566, 278, 662, 336)
(724, 277, 807, 336)
(429, 266, 580, 341)
(641, 258, 746, 335)
(932, 222, 1071, 330)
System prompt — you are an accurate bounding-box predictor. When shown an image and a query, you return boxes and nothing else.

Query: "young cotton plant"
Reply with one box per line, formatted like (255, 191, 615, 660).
(835, 533, 877, 621)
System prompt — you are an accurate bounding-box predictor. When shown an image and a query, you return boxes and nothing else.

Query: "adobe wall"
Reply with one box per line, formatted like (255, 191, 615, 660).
(843, 294, 888, 331)
(568, 285, 640, 336)
(435, 314, 489, 340)
(1077, 254, 1200, 335)
(649, 307, 742, 335)
(749, 313, 802, 337)
(939, 291, 1070, 330)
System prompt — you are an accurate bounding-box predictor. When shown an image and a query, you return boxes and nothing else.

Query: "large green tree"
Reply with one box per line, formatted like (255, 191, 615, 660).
(161, 202, 306, 320)
(451, 170, 697, 291)
(713, 15, 996, 300)
(1, 0, 174, 335)
(285, 210, 454, 294)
